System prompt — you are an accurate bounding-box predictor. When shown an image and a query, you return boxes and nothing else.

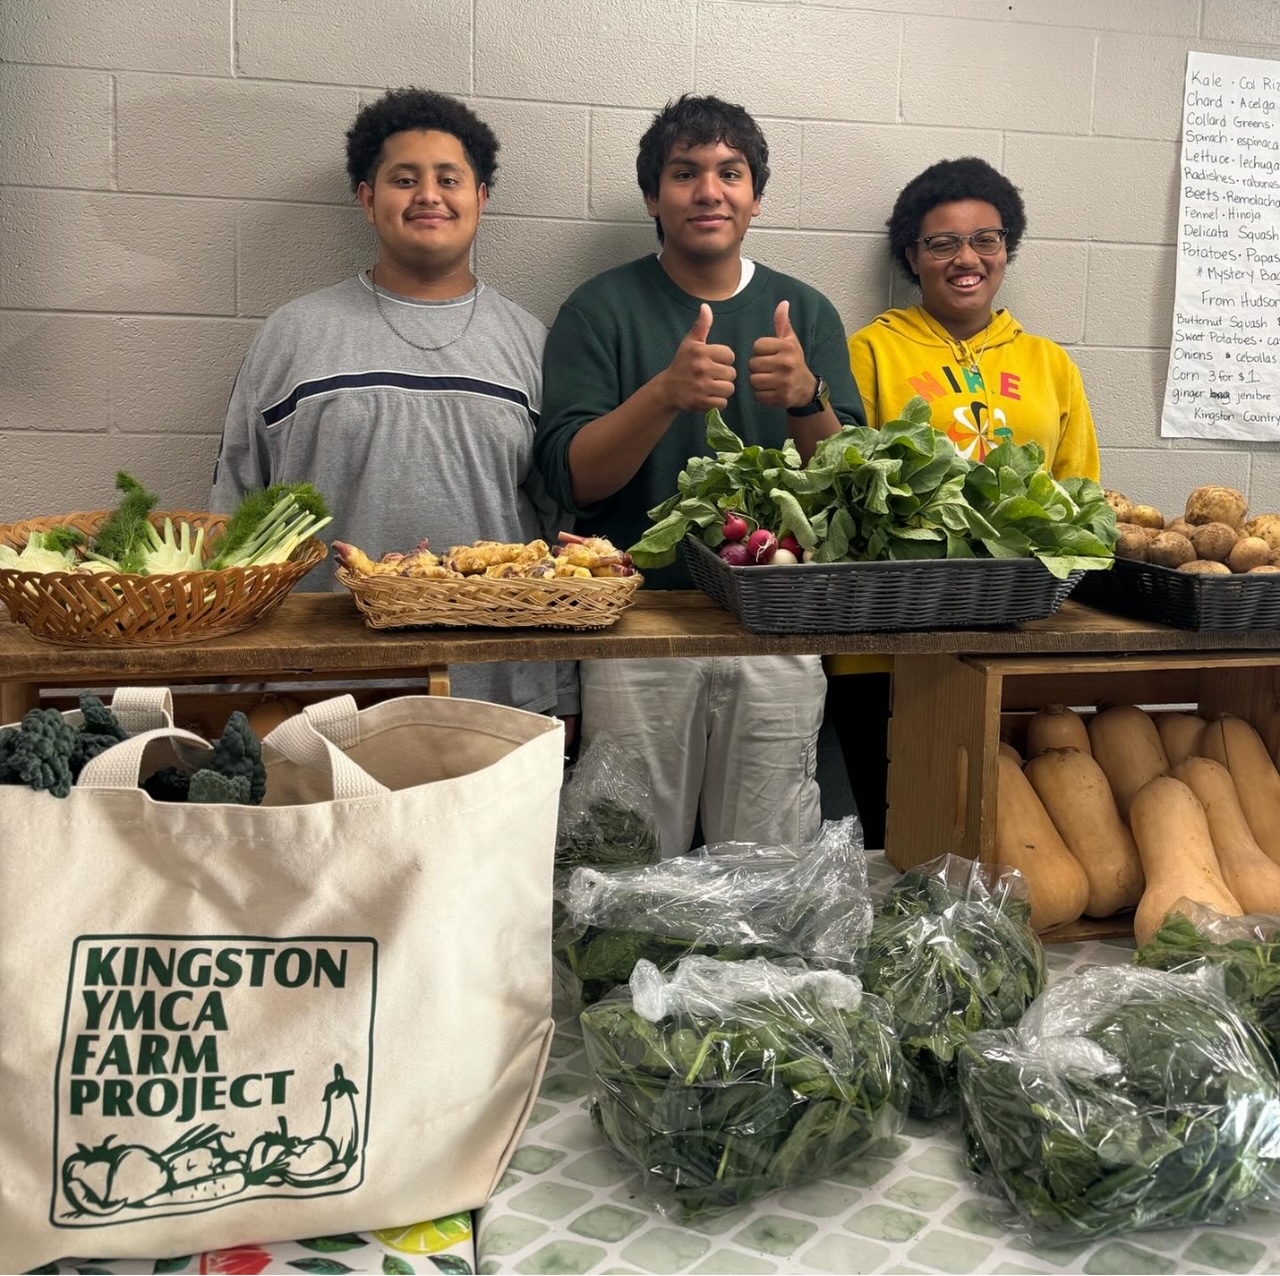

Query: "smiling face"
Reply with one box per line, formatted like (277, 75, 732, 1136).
(644, 138, 761, 269)
(358, 129, 487, 288)
(905, 199, 1007, 341)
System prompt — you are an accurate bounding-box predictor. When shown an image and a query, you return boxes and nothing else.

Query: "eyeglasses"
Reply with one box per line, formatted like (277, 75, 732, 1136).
(916, 228, 1008, 260)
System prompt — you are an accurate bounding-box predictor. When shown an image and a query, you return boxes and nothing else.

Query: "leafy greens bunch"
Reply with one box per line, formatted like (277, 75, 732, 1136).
(630, 401, 1117, 580)
(861, 855, 1046, 1118)
(555, 734, 662, 875)
(1135, 902, 1280, 1067)
(581, 956, 908, 1219)
(958, 965, 1280, 1242)
(560, 816, 872, 1004)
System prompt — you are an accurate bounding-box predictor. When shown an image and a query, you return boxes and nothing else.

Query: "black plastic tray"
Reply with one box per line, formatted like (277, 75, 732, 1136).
(683, 537, 1085, 634)
(1073, 557, 1280, 631)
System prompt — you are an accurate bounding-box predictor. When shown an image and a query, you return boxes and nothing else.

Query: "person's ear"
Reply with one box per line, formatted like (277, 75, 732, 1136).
(905, 244, 919, 278)
(357, 180, 376, 224)
(477, 182, 489, 215)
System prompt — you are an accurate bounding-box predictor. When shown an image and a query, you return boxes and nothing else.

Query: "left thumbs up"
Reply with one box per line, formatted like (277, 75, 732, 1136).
(750, 298, 811, 409)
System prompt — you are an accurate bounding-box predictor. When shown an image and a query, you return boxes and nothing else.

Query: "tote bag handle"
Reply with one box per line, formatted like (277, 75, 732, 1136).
(78, 693, 387, 799)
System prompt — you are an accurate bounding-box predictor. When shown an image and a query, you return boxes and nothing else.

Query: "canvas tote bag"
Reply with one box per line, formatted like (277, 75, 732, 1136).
(0, 688, 562, 1272)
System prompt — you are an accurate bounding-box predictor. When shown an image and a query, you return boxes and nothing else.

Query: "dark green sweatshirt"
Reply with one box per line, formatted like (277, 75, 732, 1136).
(535, 255, 865, 589)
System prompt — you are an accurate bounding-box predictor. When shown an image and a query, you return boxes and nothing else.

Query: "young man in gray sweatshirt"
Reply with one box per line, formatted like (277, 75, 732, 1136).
(212, 88, 575, 723)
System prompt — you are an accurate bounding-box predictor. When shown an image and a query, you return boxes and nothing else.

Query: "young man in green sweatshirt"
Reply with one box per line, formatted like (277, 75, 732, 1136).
(535, 94, 865, 857)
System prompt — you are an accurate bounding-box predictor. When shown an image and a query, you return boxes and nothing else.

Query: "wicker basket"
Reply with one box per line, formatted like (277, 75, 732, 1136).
(683, 536, 1084, 633)
(0, 510, 327, 646)
(1073, 556, 1280, 631)
(337, 565, 644, 630)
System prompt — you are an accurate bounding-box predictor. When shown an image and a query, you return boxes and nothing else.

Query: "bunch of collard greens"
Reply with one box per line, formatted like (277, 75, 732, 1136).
(581, 956, 908, 1219)
(861, 855, 1046, 1118)
(958, 964, 1280, 1242)
(559, 816, 871, 1004)
(630, 400, 1117, 580)
(1135, 902, 1280, 1065)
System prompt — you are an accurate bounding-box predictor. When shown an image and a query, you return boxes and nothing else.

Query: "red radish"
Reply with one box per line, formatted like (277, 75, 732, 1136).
(719, 542, 752, 566)
(747, 529, 778, 564)
(778, 533, 803, 557)
(722, 513, 750, 542)
(771, 548, 799, 565)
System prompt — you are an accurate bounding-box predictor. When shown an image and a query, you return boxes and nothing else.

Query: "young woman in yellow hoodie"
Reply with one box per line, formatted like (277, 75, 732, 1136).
(830, 156, 1101, 848)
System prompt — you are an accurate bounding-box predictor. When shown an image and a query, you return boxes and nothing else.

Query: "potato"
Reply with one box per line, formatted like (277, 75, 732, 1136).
(1118, 521, 1160, 542)
(1147, 531, 1196, 568)
(1178, 559, 1231, 574)
(1104, 489, 1136, 523)
(1185, 484, 1248, 528)
(1115, 529, 1150, 561)
(1166, 519, 1196, 539)
(1245, 514, 1280, 551)
(1229, 536, 1273, 573)
(1128, 504, 1166, 529)
(1190, 521, 1239, 563)
(1248, 565, 1280, 574)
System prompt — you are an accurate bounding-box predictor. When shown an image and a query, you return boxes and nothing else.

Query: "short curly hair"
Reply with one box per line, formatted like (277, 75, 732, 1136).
(887, 157, 1027, 284)
(345, 88, 499, 193)
(636, 94, 770, 243)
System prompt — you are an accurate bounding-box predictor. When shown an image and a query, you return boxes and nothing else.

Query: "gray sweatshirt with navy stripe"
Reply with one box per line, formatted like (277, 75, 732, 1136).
(212, 273, 577, 714)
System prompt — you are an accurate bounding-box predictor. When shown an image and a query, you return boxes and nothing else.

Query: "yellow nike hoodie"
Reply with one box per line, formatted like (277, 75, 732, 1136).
(829, 307, 1099, 678)
(847, 305, 1100, 482)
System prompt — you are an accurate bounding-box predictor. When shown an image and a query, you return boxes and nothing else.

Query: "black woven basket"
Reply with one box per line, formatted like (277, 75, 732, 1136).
(1073, 557, 1280, 631)
(683, 537, 1086, 633)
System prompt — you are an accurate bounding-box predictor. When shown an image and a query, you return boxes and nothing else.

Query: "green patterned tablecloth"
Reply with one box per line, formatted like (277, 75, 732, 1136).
(41, 1214, 477, 1275)
(477, 856, 1280, 1276)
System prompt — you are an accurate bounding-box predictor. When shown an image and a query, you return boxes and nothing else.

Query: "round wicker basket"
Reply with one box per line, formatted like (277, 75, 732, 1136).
(0, 509, 327, 646)
(336, 565, 643, 630)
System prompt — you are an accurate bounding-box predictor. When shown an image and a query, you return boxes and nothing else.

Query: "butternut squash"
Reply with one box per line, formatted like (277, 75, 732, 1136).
(1025, 704, 1091, 757)
(1024, 747, 1144, 918)
(1154, 711, 1206, 768)
(998, 741, 1022, 765)
(1087, 705, 1169, 821)
(1129, 775, 1242, 946)
(1172, 756, 1280, 914)
(1198, 715, 1280, 867)
(994, 752, 1090, 931)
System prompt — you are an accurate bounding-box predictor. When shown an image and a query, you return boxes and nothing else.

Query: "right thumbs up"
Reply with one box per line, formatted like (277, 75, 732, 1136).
(689, 303, 713, 343)
(665, 304, 735, 413)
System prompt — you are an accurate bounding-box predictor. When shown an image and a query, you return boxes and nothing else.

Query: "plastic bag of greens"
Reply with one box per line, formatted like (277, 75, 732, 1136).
(561, 816, 871, 1003)
(958, 964, 1280, 1242)
(581, 955, 908, 1219)
(552, 734, 663, 964)
(862, 853, 1046, 1117)
(1135, 899, 1280, 1066)
(555, 733, 662, 874)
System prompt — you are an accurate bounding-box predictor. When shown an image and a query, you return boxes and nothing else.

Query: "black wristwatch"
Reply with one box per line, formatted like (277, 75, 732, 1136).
(788, 373, 830, 417)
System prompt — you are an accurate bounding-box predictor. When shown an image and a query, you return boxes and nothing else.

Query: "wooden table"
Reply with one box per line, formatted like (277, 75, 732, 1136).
(8, 588, 1280, 940)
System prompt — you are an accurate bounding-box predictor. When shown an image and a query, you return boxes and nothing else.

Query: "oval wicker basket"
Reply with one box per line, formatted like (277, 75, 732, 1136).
(0, 510, 327, 647)
(337, 565, 644, 630)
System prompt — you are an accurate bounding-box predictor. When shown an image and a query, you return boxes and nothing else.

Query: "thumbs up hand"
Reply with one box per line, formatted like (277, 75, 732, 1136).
(750, 299, 815, 410)
(662, 303, 736, 413)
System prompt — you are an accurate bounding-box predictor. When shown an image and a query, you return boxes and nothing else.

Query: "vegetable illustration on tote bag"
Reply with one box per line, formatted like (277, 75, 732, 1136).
(61, 1063, 362, 1217)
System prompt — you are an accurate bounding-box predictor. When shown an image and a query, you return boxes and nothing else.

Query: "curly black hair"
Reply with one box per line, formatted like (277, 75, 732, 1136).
(887, 157, 1027, 284)
(345, 88, 499, 193)
(635, 94, 770, 243)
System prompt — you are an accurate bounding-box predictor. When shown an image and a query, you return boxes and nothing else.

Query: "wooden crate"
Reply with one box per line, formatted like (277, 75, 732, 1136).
(885, 651, 1280, 942)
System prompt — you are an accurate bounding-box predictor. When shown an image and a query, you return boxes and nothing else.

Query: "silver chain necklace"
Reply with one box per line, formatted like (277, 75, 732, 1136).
(368, 269, 481, 353)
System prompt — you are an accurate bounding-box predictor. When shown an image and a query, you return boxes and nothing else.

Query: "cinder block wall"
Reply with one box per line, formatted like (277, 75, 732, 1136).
(3, 0, 1280, 521)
